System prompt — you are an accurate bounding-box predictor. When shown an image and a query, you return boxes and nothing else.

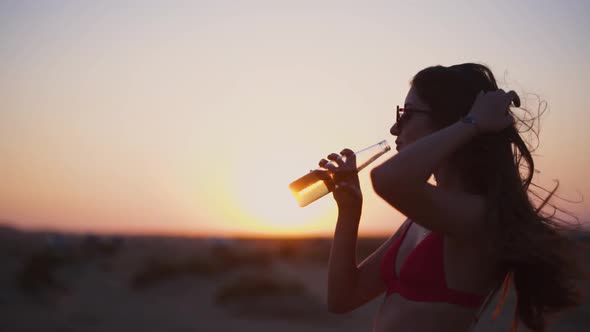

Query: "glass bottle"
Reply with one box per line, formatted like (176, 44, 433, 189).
(289, 140, 391, 207)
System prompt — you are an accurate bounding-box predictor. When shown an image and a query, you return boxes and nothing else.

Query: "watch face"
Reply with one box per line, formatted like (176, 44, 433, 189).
(461, 116, 480, 133)
(462, 116, 476, 124)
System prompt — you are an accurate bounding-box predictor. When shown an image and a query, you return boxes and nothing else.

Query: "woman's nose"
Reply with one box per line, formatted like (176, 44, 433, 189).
(390, 122, 400, 136)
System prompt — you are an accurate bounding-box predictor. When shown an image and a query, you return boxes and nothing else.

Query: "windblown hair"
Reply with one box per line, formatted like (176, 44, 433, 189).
(411, 63, 590, 331)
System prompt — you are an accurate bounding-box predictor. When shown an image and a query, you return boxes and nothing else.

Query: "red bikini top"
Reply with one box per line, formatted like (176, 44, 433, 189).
(380, 221, 486, 308)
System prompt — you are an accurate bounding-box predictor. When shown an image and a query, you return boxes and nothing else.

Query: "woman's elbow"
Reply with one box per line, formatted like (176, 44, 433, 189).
(371, 166, 407, 198)
(371, 166, 393, 197)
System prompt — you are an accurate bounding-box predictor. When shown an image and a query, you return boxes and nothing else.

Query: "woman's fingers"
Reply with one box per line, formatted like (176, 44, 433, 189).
(319, 158, 337, 172)
(340, 148, 354, 156)
(319, 153, 344, 172)
(327, 153, 345, 166)
(319, 148, 356, 172)
(507, 90, 520, 107)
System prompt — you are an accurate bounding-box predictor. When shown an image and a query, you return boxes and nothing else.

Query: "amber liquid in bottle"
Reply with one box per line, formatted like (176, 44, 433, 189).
(289, 140, 391, 207)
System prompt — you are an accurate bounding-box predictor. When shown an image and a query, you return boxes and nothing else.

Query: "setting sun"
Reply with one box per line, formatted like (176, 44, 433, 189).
(228, 148, 335, 236)
(1, 1, 588, 238)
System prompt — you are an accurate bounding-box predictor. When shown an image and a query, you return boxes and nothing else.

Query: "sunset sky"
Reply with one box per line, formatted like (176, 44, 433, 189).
(1, 1, 589, 237)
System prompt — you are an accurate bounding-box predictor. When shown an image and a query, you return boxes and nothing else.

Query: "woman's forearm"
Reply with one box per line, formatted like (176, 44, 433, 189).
(373, 121, 477, 190)
(327, 208, 361, 312)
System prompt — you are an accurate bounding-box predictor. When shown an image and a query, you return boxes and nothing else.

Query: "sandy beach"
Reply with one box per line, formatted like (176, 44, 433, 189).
(1, 225, 588, 332)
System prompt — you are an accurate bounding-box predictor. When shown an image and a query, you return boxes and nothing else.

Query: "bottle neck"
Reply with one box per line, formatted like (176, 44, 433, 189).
(355, 140, 391, 171)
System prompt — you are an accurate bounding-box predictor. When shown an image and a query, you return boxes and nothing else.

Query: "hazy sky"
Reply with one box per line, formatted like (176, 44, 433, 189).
(1, 0, 589, 237)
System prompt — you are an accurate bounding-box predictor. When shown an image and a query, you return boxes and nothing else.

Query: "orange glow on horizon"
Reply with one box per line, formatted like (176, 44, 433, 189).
(1, 2, 589, 237)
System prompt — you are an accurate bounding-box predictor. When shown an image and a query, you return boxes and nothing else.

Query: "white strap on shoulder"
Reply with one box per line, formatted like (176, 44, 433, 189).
(467, 280, 503, 331)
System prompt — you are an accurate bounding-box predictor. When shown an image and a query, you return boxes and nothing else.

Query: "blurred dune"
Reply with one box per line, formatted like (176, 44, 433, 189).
(1, 223, 589, 331)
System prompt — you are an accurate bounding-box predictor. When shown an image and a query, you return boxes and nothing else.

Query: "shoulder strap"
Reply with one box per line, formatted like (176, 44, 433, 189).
(467, 274, 506, 331)
(468, 271, 517, 331)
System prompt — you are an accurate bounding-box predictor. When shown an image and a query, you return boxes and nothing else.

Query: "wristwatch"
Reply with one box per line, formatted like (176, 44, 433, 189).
(461, 115, 480, 133)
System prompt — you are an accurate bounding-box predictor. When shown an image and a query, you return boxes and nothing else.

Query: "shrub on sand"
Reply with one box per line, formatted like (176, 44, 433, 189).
(131, 256, 224, 289)
(131, 247, 274, 289)
(214, 273, 328, 322)
(215, 273, 305, 304)
(17, 249, 72, 294)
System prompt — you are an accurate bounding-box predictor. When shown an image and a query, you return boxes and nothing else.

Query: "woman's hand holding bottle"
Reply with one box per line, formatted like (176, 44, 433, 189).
(289, 140, 389, 208)
(318, 149, 363, 212)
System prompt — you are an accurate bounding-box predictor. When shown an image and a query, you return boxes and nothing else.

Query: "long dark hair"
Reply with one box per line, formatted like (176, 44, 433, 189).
(411, 63, 589, 331)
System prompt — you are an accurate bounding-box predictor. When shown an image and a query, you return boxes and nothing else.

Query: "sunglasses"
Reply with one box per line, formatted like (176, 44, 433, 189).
(396, 105, 431, 125)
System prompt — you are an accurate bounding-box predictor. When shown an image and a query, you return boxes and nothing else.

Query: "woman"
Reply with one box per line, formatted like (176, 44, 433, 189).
(322, 63, 588, 331)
